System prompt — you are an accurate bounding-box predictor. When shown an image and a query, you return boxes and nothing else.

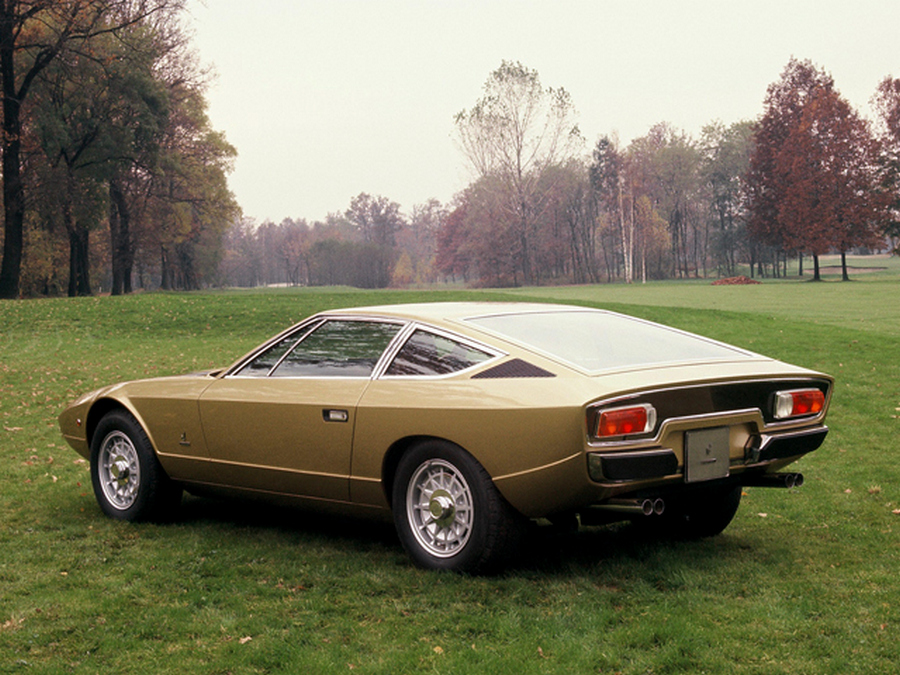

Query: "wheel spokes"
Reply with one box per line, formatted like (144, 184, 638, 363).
(99, 431, 141, 510)
(406, 459, 474, 558)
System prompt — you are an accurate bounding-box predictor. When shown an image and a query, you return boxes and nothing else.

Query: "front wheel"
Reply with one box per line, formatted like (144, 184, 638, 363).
(392, 441, 524, 573)
(90, 410, 182, 522)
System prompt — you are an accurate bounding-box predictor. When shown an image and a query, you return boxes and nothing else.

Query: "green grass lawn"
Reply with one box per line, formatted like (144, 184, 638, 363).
(1, 274, 899, 674)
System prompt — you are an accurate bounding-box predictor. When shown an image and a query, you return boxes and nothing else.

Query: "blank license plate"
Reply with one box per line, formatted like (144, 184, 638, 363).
(684, 427, 731, 483)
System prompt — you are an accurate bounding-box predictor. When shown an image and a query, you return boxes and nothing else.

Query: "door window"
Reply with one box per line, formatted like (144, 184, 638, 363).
(270, 320, 401, 377)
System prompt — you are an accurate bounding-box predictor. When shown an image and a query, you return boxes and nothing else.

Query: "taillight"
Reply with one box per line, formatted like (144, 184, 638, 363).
(596, 404, 657, 438)
(773, 389, 825, 419)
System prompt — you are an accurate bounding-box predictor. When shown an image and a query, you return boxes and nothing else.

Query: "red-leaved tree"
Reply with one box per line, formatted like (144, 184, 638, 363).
(747, 58, 885, 280)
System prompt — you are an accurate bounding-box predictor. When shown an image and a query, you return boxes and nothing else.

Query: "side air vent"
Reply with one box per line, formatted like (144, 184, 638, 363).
(471, 358, 556, 379)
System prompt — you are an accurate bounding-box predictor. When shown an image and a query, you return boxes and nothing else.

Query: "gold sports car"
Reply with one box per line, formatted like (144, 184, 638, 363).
(59, 302, 832, 572)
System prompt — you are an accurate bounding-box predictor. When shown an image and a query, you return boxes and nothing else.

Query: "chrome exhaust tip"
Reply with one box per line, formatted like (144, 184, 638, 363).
(743, 472, 804, 489)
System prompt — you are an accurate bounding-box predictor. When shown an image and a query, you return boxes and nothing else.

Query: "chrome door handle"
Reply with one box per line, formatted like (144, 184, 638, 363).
(322, 409, 349, 422)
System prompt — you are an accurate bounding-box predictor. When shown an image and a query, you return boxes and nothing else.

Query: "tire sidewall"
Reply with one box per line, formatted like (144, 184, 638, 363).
(90, 410, 163, 521)
(677, 483, 743, 539)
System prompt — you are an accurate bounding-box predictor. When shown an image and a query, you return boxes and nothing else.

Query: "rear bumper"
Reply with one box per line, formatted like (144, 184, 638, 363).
(588, 425, 828, 483)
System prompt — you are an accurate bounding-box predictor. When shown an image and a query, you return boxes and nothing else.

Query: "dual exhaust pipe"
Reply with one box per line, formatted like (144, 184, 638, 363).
(591, 472, 803, 519)
(592, 472, 803, 518)
(594, 497, 666, 517)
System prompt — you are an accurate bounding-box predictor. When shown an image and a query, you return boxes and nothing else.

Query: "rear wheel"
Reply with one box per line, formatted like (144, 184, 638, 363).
(392, 440, 524, 573)
(90, 410, 182, 522)
(663, 484, 743, 539)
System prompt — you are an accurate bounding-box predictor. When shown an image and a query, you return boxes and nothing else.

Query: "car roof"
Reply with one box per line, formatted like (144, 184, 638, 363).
(317, 301, 765, 375)
(319, 301, 586, 324)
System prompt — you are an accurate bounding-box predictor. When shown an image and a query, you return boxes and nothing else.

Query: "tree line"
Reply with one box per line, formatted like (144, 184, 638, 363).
(221, 58, 900, 291)
(3, 45, 899, 297)
(435, 58, 897, 287)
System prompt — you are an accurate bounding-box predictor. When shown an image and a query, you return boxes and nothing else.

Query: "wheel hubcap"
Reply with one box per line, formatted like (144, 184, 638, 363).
(429, 492, 455, 522)
(406, 459, 473, 558)
(98, 430, 140, 510)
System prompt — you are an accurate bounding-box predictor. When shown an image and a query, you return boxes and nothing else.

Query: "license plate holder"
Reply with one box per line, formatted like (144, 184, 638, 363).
(684, 427, 730, 483)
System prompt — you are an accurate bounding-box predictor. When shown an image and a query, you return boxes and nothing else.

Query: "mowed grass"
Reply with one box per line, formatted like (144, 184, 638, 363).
(1, 275, 899, 674)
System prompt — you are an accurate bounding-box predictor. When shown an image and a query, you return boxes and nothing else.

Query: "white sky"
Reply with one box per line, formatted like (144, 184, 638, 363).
(185, 0, 900, 225)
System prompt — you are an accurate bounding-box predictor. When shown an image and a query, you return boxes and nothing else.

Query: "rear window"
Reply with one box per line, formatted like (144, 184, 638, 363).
(465, 310, 753, 372)
(385, 329, 493, 377)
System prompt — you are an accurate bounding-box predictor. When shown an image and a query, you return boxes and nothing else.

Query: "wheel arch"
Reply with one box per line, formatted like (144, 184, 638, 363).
(381, 435, 469, 509)
(86, 398, 150, 450)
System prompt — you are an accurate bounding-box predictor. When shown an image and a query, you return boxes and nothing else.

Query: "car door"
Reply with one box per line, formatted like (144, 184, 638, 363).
(197, 318, 403, 502)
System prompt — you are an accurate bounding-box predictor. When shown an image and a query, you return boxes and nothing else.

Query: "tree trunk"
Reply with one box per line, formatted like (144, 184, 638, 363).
(0, 18, 24, 299)
(619, 183, 632, 283)
(109, 180, 134, 295)
(67, 226, 91, 297)
(841, 250, 850, 281)
(160, 245, 171, 290)
(812, 253, 821, 281)
(62, 176, 91, 297)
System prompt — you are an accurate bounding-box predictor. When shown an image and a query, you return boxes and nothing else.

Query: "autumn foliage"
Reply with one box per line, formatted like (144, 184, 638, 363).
(3, 51, 899, 296)
(746, 59, 887, 280)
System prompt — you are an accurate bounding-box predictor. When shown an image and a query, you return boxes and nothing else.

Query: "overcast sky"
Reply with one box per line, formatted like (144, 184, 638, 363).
(185, 0, 900, 225)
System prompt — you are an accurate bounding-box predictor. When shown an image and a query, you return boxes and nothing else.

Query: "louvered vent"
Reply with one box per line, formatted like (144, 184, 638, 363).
(471, 358, 556, 379)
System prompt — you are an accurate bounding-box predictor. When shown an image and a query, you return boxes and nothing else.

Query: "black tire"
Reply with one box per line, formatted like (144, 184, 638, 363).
(392, 440, 525, 573)
(90, 410, 182, 522)
(661, 483, 743, 539)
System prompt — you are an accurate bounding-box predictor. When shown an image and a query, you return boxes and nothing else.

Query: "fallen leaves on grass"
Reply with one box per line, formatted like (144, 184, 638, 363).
(1, 617, 25, 632)
(712, 276, 761, 285)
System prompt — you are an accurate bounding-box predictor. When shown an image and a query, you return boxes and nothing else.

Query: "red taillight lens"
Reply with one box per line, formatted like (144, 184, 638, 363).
(596, 405, 656, 438)
(773, 389, 825, 419)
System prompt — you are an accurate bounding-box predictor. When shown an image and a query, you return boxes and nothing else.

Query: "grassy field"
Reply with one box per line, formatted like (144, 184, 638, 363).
(1, 272, 899, 674)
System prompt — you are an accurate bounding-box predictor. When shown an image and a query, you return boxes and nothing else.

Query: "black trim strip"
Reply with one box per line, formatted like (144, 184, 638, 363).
(591, 449, 679, 482)
(758, 427, 828, 461)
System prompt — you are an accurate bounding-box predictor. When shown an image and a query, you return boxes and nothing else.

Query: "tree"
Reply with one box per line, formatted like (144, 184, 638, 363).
(435, 203, 471, 282)
(547, 159, 597, 283)
(344, 193, 404, 288)
(145, 72, 237, 291)
(780, 87, 884, 280)
(590, 136, 627, 281)
(748, 58, 884, 280)
(623, 124, 700, 280)
(746, 59, 834, 277)
(29, 23, 170, 296)
(873, 76, 900, 253)
(0, 0, 178, 298)
(454, 60, 581, 284)
(649, 125, 702, 278)
(700, 120, 754, 276)
(400, 198, 445, 283)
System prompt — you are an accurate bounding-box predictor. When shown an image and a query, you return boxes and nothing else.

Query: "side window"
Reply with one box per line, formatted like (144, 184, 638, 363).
(385, 329, 493, 376)
(236, 326, 316, 377)
(271, 320, 401, 377)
